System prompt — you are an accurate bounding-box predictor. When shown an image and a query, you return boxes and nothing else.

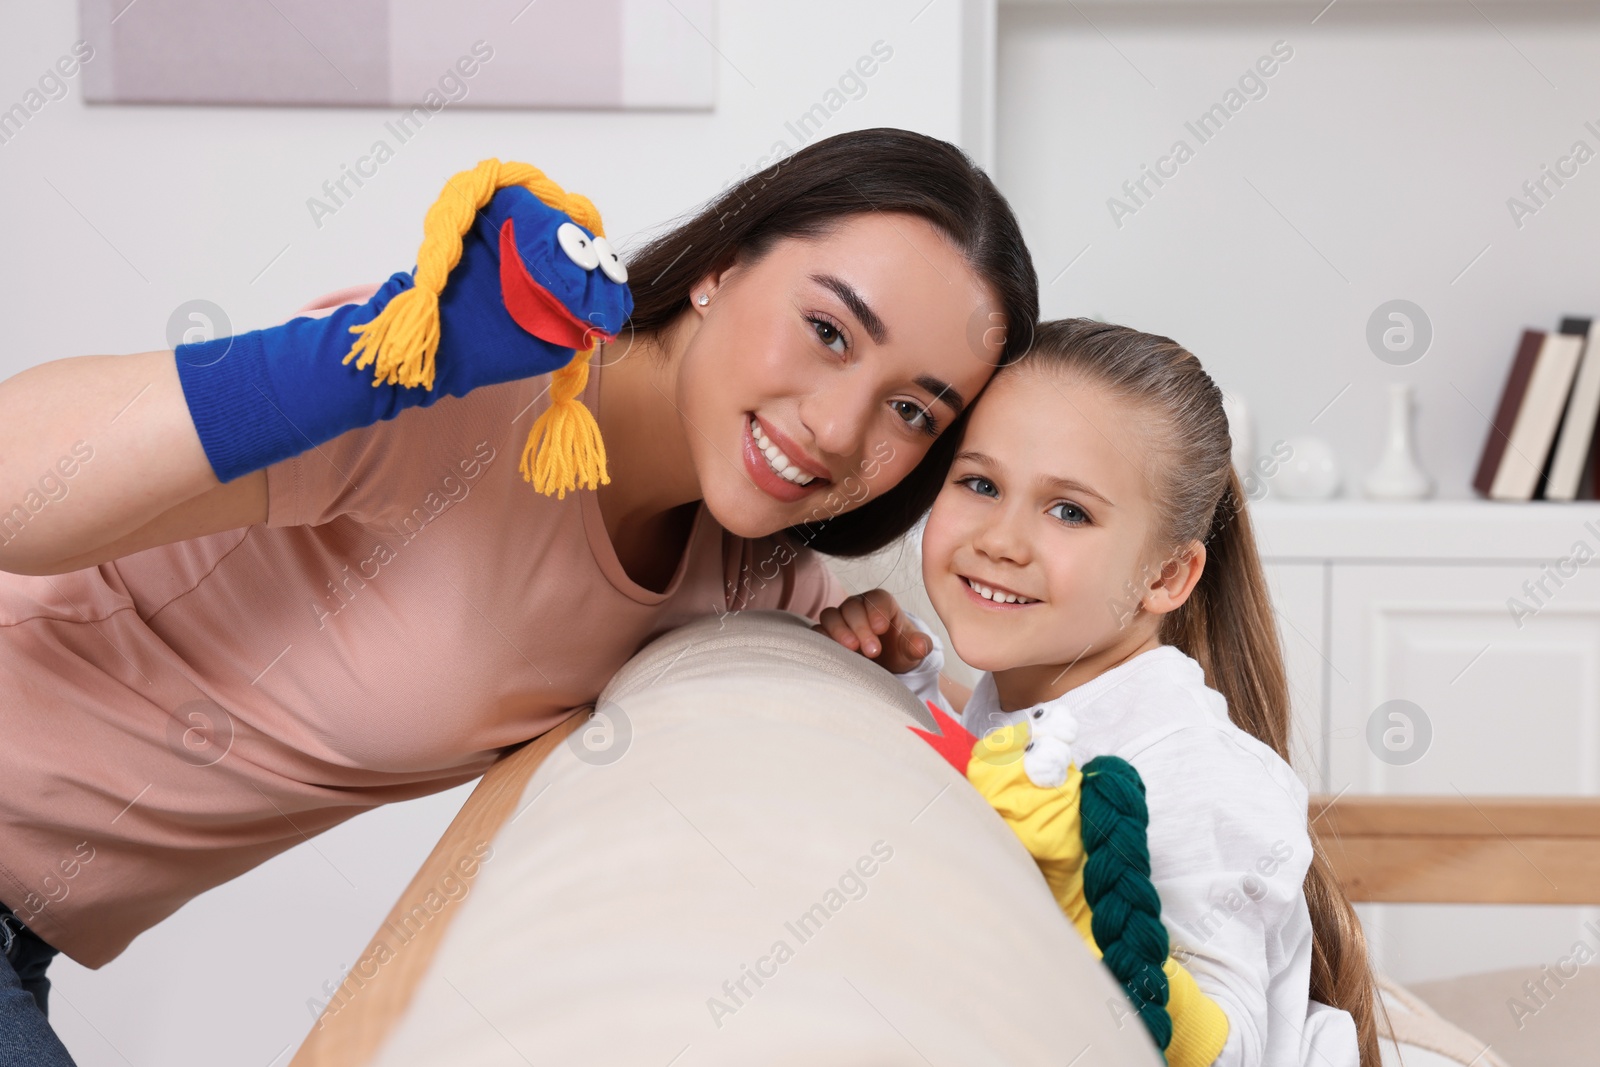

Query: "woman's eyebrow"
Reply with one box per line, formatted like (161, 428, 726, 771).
(810, 273, 888, 344)
(808, 272, 964, 415)
(916, 375, 966, 417)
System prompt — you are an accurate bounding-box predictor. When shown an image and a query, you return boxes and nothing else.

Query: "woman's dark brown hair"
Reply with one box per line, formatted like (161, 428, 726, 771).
(1015, 318, 1387, 1065)
(623, 127, 1039, 557)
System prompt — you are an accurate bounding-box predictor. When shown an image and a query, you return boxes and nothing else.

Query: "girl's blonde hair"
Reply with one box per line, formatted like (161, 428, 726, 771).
(1014, 318, 1384, 1065)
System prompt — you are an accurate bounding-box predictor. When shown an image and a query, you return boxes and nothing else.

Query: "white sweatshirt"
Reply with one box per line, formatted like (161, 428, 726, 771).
(895, 617, 1360, 1067)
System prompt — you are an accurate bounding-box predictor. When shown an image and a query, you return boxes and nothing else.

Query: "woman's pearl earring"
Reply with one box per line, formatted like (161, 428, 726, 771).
(696, 293, 710, 306)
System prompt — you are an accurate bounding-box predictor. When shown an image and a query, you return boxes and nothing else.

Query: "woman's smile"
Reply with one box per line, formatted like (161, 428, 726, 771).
(750, 414, 827, 485)
(742, 413, 829, 502)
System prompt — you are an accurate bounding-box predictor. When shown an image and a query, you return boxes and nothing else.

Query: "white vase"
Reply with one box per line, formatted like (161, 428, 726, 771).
(1364, 382, 1434, 500)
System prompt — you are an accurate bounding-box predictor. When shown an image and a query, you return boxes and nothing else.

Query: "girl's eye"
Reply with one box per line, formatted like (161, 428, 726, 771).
(1048, 501, 1090, 525)
(808, 315, 847, 355)
(956, 474, 998, 497)
(891, 399, 940, 438)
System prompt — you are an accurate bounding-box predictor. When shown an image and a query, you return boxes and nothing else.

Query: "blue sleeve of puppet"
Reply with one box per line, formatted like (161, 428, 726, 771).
(173, 271, 428, 485)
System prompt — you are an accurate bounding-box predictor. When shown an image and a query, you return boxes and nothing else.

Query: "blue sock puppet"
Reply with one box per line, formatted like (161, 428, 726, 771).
(174, 159, 634, 498)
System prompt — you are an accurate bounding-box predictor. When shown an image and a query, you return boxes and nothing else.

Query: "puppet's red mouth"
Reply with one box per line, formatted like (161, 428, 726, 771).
(498, 217, 616, 351)
(909, 703, 977, 775)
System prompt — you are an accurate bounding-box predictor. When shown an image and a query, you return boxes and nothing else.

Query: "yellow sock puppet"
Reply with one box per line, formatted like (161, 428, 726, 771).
(912, 704, 1231, 1066)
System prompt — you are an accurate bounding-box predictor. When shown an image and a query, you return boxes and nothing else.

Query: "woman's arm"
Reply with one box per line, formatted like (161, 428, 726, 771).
(2, 179, 627, 577)
(0, 350, 265, 576)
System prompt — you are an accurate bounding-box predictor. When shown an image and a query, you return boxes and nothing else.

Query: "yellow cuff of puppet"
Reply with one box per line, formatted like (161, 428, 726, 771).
(1162, 956, 1230, 1067)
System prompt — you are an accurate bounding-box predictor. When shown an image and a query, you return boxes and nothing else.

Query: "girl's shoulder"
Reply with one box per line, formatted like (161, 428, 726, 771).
(1125, 716, 1315, 893)
(1095, 647, 1311, 825)
(1126, 727, 1308, 815)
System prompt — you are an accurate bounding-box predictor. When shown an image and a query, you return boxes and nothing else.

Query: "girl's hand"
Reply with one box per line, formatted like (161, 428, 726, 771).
(813, 589, 933, 674)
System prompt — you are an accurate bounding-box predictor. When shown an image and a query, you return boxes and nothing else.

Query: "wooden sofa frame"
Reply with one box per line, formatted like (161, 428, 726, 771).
(1311, 794, 1600, 906)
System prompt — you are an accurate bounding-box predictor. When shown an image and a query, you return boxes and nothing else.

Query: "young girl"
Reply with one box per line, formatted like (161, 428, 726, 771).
(815, 319, 1381, 1066)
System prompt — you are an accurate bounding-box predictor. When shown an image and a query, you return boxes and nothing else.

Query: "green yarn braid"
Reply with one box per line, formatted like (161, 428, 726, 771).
(1081, 754, 1173, 1059)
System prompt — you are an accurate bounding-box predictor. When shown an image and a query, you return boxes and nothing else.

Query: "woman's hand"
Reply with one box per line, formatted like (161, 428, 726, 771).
(813, 588, 933, 674)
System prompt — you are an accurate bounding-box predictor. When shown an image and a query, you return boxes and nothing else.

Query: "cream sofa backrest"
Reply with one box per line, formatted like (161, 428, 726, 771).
(349, 611, 1164, 1066)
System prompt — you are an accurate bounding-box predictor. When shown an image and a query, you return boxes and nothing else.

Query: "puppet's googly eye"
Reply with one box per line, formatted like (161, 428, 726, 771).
(592, 236, 628, 284)
(556, 223, 600, 271)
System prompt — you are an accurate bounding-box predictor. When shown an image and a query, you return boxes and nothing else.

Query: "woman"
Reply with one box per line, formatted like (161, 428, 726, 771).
(0, 127, 1038, 1060)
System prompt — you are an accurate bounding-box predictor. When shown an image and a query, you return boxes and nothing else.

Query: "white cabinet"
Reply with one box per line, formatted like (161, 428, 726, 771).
(1325, 564, 1600, 797)
(1254, 502, 1600, 983)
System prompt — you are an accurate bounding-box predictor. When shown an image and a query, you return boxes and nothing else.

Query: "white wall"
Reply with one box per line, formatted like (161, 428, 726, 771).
(996, 0, 1600, 500)
(0, 3, 973, 1064)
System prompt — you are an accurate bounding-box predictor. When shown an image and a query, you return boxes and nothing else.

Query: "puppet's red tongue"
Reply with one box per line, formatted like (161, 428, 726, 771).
(498, 217, 615, 351)
(909, 702, 978, 775)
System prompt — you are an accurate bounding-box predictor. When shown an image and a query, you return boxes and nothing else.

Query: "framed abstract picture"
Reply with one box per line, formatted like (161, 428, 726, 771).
(78, 0, 716, 109)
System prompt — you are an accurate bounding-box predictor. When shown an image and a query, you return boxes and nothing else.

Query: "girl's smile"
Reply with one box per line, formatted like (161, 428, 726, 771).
(956, 573, 1041, 607)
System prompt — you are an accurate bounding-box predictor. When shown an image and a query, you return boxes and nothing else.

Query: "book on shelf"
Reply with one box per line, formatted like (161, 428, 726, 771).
(1473, 324, 1586, 501)
(1474, 329, 1545, 498)
(1543, 318, 1600, 500)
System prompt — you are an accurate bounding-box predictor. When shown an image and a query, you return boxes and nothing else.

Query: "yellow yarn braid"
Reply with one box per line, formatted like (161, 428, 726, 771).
(343, 158, 611, 498)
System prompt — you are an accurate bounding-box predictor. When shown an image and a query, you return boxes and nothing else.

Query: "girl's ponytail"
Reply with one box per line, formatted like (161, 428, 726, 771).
(1165, 465, 1383, 1065)
(1162, 468, 1288, 756)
